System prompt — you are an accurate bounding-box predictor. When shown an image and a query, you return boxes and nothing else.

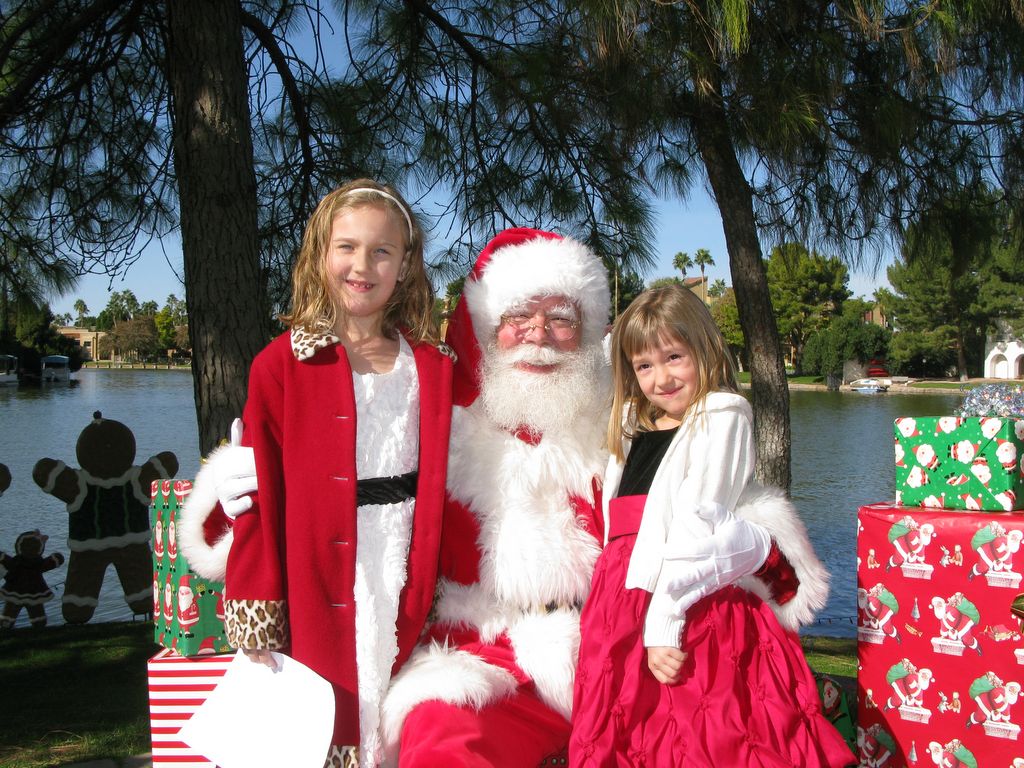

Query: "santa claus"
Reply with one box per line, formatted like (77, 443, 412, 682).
(378, 228, 612, 763)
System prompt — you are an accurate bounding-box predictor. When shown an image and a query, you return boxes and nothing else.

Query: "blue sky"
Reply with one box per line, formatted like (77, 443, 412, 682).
(50, 189, 893, 319)
(46, 11, 896, 319)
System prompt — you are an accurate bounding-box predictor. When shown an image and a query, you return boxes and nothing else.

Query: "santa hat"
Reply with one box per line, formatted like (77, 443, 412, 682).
(446, 227, 610, 406)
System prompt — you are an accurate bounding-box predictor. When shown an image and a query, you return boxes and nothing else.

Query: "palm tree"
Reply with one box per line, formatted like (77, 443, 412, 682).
(672, 251, 693, 280)
(73, 299, 89, 326)
(694, 248, 715, 303)
(709, 279, 727, 299)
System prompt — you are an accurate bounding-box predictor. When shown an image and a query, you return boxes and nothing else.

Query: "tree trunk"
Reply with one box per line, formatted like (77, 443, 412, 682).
(165, 0, 268, 455)
(691, 104, 792, 491)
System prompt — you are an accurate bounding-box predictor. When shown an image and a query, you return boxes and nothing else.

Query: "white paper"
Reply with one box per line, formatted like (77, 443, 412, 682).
(179, 651, 336, 768)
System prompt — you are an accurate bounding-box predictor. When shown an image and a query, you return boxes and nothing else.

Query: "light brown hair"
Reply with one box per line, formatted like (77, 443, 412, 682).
(281, 178, 437, 343)
(607, 283, 738, 460)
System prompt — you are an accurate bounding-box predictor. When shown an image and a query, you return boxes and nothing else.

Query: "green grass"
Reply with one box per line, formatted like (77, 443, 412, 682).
(0, 621, 153, 768)
(801, 634, 857, 678)
(735, 372, 826, 386)
(0, 621, 857, 767)
(907, 380, 966, 390)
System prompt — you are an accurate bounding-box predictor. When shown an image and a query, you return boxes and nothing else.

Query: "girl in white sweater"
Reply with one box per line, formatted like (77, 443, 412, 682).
(569, 284, 853, 767)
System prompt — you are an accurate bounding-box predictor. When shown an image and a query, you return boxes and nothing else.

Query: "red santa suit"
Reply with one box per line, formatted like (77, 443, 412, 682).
(180, 328, 453, 766)
(382, 230, 611, 765)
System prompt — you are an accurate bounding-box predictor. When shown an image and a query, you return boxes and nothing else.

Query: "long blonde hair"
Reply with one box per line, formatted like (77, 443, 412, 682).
(607, 284, 738, 460)
(281, 178, 437, 343)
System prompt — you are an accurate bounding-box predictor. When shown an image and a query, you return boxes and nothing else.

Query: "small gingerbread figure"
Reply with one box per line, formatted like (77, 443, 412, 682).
(33, 411, 177, 623)
(0, 530, 65, 628)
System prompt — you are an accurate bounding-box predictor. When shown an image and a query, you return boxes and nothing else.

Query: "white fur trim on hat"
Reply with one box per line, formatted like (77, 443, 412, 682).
(463, 236, 610, 348)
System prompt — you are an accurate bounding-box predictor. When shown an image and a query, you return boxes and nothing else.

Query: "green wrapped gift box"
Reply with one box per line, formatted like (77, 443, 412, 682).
(151, 479, 232, 656)
(894, 416, 1024, 511)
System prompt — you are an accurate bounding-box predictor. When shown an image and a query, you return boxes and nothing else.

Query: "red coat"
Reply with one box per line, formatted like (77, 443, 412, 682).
(224, 330, 452, 747)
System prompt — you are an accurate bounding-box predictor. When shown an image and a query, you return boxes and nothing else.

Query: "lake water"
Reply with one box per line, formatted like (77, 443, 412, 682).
(0, 370, 962, 635)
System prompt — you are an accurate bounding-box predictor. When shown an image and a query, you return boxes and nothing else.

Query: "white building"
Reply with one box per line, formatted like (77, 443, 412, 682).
(985, 330, 1024, 379)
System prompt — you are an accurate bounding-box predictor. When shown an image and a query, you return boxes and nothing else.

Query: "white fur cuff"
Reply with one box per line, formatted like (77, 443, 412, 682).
(734, 483, 830, 632)
(177, 446, 236, 581)
(381, 644, 518, 757)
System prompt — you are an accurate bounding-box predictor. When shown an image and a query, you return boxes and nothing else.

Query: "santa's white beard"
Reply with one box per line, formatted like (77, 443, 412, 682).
(479, 341, 604, 435)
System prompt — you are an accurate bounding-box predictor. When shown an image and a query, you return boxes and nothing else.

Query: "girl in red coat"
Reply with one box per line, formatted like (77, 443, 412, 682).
(570, 285, 853, 767)
(223, 179, 453, 767)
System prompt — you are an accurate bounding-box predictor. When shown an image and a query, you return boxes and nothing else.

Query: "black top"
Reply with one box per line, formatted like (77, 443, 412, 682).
(615, 426, 679, 498)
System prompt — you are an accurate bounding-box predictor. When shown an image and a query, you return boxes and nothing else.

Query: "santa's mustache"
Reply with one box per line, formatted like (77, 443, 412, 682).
(495, 344, 564, 367)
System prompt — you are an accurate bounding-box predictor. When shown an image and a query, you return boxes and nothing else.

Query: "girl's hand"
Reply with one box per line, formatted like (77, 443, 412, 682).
(647, 646, 687, 685)
(243, 648, 278, 670)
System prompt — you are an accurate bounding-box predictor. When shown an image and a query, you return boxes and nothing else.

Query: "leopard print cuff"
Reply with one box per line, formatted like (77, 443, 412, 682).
(324, 745, 359, 768)
(223, 598, 289, 650)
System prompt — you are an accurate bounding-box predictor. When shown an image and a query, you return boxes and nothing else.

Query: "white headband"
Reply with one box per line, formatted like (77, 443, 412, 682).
(346, 187, 415, 241)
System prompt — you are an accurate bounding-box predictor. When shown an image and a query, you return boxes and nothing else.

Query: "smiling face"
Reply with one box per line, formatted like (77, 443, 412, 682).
(494, 294, 581, 373)
(325, 204, 408, 335)
(630, 332, 700, 426)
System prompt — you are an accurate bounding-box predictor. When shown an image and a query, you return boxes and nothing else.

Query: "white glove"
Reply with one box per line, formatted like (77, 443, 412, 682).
(663, 504, 771, 617)
(214, 418, 258, 519)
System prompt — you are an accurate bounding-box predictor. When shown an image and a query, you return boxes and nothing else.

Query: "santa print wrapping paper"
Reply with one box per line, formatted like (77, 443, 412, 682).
(151, 480, 232, 656)
(894, 416, 1024, 512)
(857, 502, 1024, 768)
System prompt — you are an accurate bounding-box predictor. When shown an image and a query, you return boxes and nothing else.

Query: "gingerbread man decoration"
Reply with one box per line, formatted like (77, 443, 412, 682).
(33, 411, 177, 623)
(0, 530, 65, 628)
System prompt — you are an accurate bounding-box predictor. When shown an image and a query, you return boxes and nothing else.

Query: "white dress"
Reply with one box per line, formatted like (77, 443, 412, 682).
(351, 337, 419, 767)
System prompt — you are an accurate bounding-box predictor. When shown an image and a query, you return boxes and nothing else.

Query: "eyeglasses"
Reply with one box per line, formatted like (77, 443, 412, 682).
(500, 313, 580, 341)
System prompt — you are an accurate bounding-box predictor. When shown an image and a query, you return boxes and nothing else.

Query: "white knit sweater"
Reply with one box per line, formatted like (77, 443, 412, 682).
(603, 391, 758, 646)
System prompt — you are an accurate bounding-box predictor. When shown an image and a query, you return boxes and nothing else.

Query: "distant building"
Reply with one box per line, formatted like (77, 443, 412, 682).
(682, 276, 713, 304)
(985, 336, 1024, 379)
(57, 326, 107, 361)
(862, 303, 891, 329)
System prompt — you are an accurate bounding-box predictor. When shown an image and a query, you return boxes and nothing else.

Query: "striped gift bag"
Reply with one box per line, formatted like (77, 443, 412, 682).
(148, 647, 233, 767)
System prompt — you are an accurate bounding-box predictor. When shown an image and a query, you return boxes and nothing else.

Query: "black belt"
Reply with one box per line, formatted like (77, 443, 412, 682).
(356, 471, 419, 506)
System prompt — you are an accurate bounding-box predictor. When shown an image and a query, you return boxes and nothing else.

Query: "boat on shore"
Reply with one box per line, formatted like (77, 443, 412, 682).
(849, 377, 889, 394)
(40, 354, 72, 383)
(0, 354, 17, 385)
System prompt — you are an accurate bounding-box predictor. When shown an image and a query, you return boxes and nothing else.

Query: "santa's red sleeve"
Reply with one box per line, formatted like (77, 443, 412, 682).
(735, 483, 830, 632)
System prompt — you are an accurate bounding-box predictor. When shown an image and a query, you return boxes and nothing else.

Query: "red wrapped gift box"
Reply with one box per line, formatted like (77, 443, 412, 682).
(857, 502, 1024, 767)
(148, 647, 232, 767)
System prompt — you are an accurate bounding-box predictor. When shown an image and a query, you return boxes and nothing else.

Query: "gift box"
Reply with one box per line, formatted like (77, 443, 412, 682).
(894, 416, 1024, 511)
(857, 502, 1024, 767)
(148, 647, 232, 767)
(152, 480, 232, 656)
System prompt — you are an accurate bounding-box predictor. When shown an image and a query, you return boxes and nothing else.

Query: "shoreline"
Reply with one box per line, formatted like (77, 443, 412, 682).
(78, 363, 1004, 395)
(740, 381, 984, 395)
(80, 362, 192, 371)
